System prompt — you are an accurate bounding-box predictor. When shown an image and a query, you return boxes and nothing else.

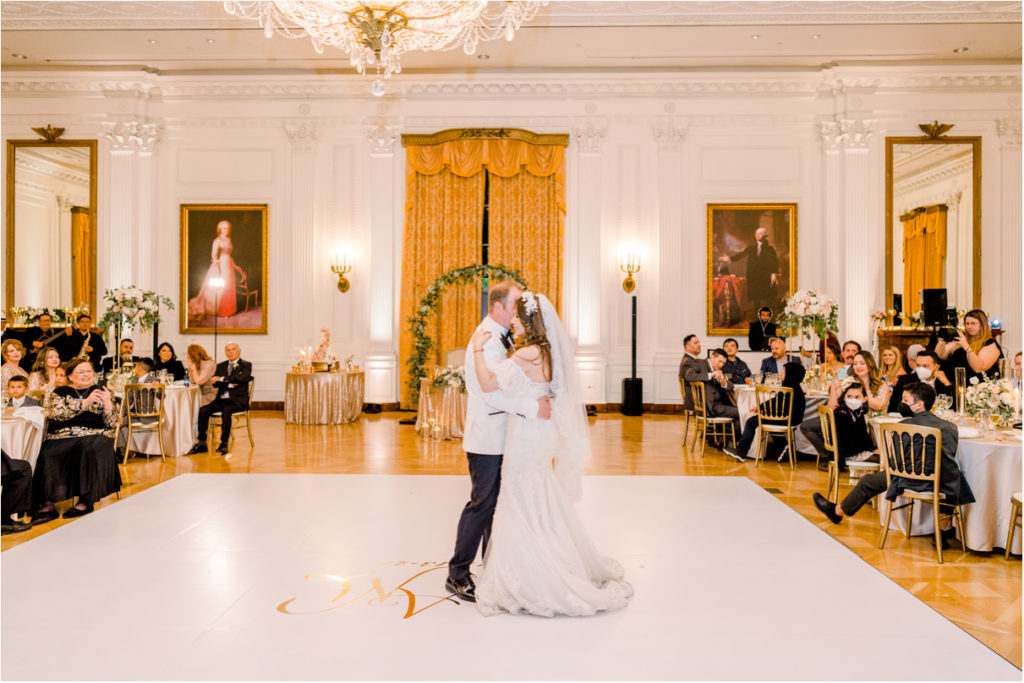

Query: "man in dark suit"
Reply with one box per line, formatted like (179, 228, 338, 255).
(679, 334, 709, 411)
(747, 307, 778, 352)
(188, 342, 252, 455)
(21, 312, 60, 372)
(2, 450, 33, 535)
(57, 314, 107, 368)
(813, 382, 974, 548)
(759, 337, 794, 376)
(101, 338, 141, 373)
(706, 348, 741, 445)
(731, 227, 779, 313)
(886, 350, 953, 413)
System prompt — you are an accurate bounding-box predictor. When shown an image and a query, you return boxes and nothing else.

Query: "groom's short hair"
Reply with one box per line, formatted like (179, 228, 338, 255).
(488, 281, 519, 310)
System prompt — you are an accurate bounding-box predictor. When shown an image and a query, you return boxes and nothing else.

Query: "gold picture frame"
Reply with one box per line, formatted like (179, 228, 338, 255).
(706, 203, 797, 336)
(180, 203, 268, 335)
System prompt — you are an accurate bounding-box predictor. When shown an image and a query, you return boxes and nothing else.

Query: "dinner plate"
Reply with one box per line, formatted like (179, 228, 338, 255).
(957, 426, 980, 439)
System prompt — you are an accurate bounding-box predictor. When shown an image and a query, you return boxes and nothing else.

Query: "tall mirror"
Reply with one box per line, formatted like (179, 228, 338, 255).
(5, 134, 98, 316)
(885, 132, 981, 316)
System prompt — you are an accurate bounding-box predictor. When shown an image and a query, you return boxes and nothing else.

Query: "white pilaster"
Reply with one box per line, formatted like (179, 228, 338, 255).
(841, 119, 876, 346)
(55, 195, 73, 303)
(285, 121, 320, 354)
(818, 119, 846, 317)
(997, 117, 1022, 356)
(364, 120, 400, 403)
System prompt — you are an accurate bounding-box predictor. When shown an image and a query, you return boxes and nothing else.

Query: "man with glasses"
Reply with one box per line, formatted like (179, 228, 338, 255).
(188, 342, 252, 455)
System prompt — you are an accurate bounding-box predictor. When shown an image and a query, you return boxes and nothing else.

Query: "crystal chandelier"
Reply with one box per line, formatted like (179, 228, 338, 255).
(224, 1, 546, 90)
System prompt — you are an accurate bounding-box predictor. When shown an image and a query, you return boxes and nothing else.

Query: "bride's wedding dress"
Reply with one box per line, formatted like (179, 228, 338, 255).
(475, 358, 634, 617)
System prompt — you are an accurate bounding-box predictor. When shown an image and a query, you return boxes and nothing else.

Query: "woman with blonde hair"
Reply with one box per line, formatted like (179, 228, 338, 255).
(28, 346, 64, 394)
(936, 309, 1003, 381)
(849, 350, 889, 412)
(186, 343, 218, 406)
(878, 345, 906, 388)
(1, 339, 28, 400)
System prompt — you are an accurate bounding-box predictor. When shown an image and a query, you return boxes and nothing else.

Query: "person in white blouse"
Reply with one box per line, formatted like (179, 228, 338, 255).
(186, 343, 217, 406)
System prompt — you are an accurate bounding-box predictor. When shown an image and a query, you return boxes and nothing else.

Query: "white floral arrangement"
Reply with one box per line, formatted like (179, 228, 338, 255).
(431, 365, 466, 392)
(104, 365, 136, 395)
(777, 289, 839, 340)
(100, 286, 174, 332)
(965, 375, 1019, 421)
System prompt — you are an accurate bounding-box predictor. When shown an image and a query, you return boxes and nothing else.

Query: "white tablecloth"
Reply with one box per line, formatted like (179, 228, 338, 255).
(2, 407, 45, 469)
(734, 387, 828, 458)
(870, 417, 1023, 552)
(129, 385, 201, 457)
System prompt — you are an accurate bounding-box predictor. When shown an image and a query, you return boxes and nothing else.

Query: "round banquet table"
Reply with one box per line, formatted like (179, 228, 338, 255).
(285, 371, 364, 425)
(869, 415, 1023, 553)
(2, 406, 45, 469)
(415, 377, 467, 440)
(734, 386, 828, 459)
(127, 385, 202, 457)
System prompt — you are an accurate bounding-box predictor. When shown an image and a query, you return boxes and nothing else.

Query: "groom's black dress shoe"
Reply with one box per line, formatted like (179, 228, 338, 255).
(445, 576, 476, 602)
(813, 492, 843, 525)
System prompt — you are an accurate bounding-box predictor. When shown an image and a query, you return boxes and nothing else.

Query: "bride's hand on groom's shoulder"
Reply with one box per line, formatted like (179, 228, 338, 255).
(472, 329, 492, 349)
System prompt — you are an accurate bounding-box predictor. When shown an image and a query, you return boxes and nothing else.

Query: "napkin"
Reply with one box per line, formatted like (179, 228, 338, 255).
(956, 426, 980, 439)
(13, 406, 45, 430)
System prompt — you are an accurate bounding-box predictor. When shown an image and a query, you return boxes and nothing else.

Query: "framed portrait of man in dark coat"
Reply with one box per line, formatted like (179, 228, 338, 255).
(706, 203, 797, 336)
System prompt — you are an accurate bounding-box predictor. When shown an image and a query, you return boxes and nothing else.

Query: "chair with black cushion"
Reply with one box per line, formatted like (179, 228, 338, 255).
(689, 381, 736, 458)
(208, 377, 255, 448)
(753, 385, 795, 470)
(819, 405, 881, 505)
(878, 422, 967, 564)
(123, 382, 167, 463)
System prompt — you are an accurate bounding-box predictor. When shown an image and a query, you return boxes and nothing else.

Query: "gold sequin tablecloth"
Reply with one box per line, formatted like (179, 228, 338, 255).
(415, 377, 467, 440)
(285, 371, 364, 425)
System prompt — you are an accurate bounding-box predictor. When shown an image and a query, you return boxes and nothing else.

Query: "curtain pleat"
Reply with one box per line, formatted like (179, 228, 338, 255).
(902, 206, 947, 315)
(406, 139, 563, 178)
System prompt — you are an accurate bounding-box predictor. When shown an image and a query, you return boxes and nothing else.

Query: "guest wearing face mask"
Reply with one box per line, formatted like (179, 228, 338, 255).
(887, 350, 952, 413)
(831, 381, 878, 471)
(905, 343, 926, 373)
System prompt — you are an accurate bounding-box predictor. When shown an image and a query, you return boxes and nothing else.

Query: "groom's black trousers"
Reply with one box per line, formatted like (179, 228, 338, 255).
(449, 452, 503, 581)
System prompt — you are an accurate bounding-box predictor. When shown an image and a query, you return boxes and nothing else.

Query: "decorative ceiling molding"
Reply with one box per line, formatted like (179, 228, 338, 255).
(894, 156, 974, 193)
(2, 1, 1019, 29)
(15, 156, 90, 187)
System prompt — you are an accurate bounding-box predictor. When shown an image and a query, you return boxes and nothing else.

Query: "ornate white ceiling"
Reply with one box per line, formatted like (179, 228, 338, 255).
(1, 1, 1020, 74)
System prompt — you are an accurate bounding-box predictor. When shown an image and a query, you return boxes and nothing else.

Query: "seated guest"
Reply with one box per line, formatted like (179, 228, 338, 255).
(28, 347, 64, 394)
(154, 342, 186, 381)
(188, 343, 252, 455)
(22, 312, 59, 372)
(850, 351, 890, 412)
(705, 348, 741, 443)
(101, 338, 139, 373)
(2, 450, 33, 535)
(759, 336, 794, 376)
(887, 350, 952, 413)
(57, 314, 106, 368)
(878, 345, 906, 389)
(837, 340, 862, 378)
(1013, 351, 1022, 391)
(1, 339, 28, 400)
(813, 383, 974, 548)
(678, 334, 709, 412)
(830, 380, 878, 470)
(31, 358, 121, 522)
(748, 307, 778, 352)
(934, 308, 1004, 382)
(721, 338, 751, 385)
(187, 343, 218, 406)
(817, 341, 845, 380)
(5, 376, 39, 408)
(905, 343, 926, 373)
(129, 357, 160, 385)
(725, 361, 806, 462)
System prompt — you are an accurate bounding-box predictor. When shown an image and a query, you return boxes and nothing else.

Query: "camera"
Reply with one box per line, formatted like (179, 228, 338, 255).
(937, 308, 960, 341)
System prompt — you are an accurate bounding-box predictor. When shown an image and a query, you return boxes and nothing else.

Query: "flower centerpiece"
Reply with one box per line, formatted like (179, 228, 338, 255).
(105, 365, 136, 395)
(776, 289, 839, 352)
(99, 286, 174, 332)
(965, 376, 1019, 424)
(431, 365, 466, 393)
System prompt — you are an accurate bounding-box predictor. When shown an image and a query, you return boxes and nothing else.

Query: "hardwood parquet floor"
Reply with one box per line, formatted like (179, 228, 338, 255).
(4, 410, 1021, 669)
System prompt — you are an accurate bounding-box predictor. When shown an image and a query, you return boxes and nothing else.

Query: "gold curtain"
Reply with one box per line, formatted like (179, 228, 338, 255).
(399, 168, 484, 408)
(902, 205, 947, 315)
(70, 206, 92, 308)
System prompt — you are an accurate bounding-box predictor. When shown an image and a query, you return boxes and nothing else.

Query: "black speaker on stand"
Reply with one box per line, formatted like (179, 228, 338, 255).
(920, 288, 948, 327)
(620, 258, 643, 416)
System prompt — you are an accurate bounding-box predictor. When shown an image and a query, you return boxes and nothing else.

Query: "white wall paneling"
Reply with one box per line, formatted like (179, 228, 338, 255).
(2, 67, 1019, 402)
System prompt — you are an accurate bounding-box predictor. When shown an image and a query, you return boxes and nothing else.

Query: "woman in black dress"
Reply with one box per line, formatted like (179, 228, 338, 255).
(32, 358, 121, 522)
(935, 309, 1004, 382)
(154, 342, 186, 381)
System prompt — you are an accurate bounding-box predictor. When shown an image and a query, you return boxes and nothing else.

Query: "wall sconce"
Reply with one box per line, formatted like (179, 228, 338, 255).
(331, 252, 351, 293)
(619, 251, 640, 293)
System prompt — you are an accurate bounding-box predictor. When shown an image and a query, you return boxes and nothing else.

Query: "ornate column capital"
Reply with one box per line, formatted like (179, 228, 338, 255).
(55, 194, 74, 211)
(101, 120, 160, 153)
(997, 117, 1022, 147)
(573, 120, 607, 154)
(284, 122, 320, 153)
(818, 117, 875, 152)
(818, 119, 844, 152)
(652, 119, 689, 152)
(365, 120, 400, 155)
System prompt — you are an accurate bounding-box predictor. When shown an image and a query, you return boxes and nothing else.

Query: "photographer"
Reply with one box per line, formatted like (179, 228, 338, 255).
(935, 309, 1003, 382)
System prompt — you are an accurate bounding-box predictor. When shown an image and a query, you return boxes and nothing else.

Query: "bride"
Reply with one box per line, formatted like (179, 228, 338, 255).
(468, 290, 634, 617)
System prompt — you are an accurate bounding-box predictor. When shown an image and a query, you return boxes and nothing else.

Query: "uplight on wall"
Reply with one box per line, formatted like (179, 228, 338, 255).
(617, 246, 643, 416)
(619, 249, 641, 293)
(331, 251, 352, 293)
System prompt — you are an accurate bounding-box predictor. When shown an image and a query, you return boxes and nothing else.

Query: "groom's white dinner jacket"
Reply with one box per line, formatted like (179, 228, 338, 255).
(462, 316, 540, 455)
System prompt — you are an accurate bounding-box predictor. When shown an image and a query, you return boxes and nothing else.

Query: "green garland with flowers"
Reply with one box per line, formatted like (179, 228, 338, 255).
(406, 264, 528, 404)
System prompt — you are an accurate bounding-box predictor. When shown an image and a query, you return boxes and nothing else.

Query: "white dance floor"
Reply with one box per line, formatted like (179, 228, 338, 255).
(2, 474, 1018, 680)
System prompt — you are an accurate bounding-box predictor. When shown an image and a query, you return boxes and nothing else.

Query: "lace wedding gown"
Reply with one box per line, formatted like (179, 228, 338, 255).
(475, 360, 634, 617)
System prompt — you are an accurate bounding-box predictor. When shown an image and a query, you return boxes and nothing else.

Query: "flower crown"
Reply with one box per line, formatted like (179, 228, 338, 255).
(520, 291, 539, 316)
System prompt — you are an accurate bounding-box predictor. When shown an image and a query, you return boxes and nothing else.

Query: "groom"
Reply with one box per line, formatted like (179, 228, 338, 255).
(446, 281, 552, 602)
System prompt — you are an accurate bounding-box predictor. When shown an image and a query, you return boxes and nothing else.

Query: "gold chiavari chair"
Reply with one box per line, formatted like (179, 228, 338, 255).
(678, 378, 697, 445)
(123, 383, 167, 462)
(689, 381, 736, 458)
(818, 405, 881, 505)
(1006, 492, 1022, 560)
(753, 385, 795, 470)
(209, 378, 255, 448)
(878, 422, 967, 564)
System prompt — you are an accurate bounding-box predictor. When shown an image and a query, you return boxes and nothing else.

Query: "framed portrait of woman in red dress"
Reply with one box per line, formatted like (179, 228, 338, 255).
(180, 204, 268, 334)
